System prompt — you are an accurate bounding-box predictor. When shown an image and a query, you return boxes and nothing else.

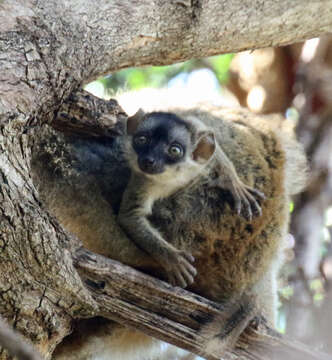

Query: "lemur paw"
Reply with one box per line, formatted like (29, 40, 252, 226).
(161, 250, 197, 288)
(211, 177, 265, 221)
(233, 184, 265, 221)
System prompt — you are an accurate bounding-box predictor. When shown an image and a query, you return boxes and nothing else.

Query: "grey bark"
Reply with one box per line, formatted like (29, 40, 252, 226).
(0, 318, 43, 360)
(1, 0, 332, 359)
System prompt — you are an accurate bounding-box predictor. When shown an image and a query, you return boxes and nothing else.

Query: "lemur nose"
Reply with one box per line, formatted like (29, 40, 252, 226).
(145, 157, 155, 165)
(138, 156, 160, 174)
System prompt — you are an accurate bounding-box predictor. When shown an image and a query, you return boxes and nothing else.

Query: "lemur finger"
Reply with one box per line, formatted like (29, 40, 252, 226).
(244, 208, 253, 222)
(174, 269, 187, 288)
(179, 263, 195, 285)
(182, 252, 195, 264)
(180, 255, 197, 277)
(168, 273, 178, 287)
(231, 187, 242, 215)
(239, 191, 252, 221)
(235, 198, 242, 216)
(243, 190, 262, 217)
(246, 186, 265, 200)
(184, 263, 197, 278)
(251, 200, 262, 217)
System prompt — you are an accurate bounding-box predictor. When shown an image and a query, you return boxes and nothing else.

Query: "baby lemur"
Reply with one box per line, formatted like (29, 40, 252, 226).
(118, 110, 264, 287)
(31, 104, 307, 360)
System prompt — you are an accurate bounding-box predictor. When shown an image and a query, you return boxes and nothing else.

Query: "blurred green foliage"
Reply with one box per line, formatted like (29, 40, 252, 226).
(98, 54, 234, 93)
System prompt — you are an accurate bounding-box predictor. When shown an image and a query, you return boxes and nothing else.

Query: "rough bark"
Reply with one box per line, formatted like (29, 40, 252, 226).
(1, 0, 332, 359)
(0, 318, 43, 360)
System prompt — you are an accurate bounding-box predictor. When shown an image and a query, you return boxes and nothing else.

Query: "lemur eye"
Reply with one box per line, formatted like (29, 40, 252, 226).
(168, 144, 183, 158)
(134, 135, 148, 146)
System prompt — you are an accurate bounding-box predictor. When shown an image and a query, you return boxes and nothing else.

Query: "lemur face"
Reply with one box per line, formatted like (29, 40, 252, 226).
(131, 112, 191, 175)
(125, 110, 216, 186)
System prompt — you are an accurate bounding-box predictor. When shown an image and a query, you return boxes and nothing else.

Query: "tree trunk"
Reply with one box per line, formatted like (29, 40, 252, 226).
(1, 0, 332, 358)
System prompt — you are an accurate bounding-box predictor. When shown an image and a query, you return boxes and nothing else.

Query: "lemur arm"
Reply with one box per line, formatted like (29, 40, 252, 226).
(118, 183, 196, 288)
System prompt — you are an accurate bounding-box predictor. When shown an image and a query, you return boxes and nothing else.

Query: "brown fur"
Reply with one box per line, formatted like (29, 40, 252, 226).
(161, 107, 289, 300)
(31, 106, 306, 359)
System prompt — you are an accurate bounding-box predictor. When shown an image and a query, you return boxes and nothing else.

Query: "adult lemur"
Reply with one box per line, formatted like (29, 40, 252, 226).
(31, 101, 306, 360)
(118, 109, 264, 288)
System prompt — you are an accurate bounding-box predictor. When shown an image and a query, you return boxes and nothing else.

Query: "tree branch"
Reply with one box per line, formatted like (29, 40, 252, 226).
(73, 247, 331, 360)
(2, 0, 332, 113)
(52, 90, 126, 137)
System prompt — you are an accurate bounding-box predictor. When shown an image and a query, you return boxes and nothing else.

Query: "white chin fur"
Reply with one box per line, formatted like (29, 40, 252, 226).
(145, 159, 202, 187)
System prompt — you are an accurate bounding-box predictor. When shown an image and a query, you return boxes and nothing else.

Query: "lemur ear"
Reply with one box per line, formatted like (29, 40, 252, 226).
(192, 131, 216, 163)
(126, 109, 145, 135)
